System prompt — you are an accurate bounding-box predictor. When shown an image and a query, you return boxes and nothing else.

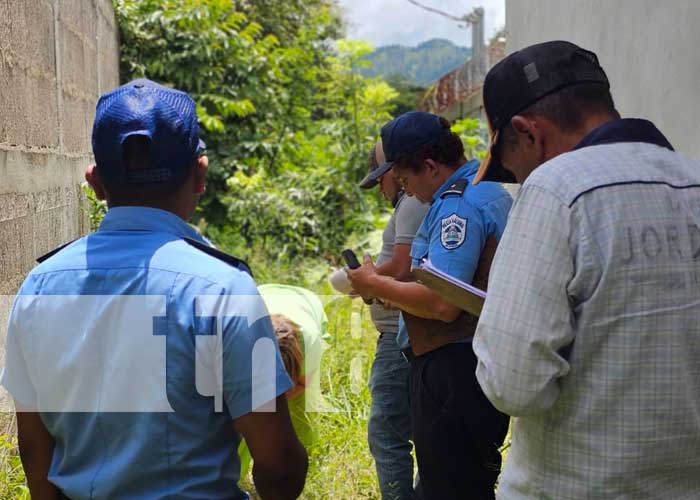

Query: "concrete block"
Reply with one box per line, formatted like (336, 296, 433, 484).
(62, 92, 95, 155)
(0, 0, 59, 149)
(0, 0, 56, 71)
(59, 13, 99, 155)
(0, 185, 84, 295)
(0, 150, 51, 197)
(23, 67, 61, 149)
(60, 0, 97, 44)
(32, 185, 79, 258)
(505, 0, 700, 159)
(60, 21, 98, 102)
(0, 294, 15, 411)
(0, 64, 60, 149)
(0, 150, 87, 294)
(0, 193, 35, 294)
(97, 9, 120, 94)
(76, 183, 91, 235)
(96, 0, 116, 24)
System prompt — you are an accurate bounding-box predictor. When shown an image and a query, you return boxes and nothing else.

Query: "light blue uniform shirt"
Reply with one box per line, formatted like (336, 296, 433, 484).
(397, 160, 512, 349)
(2, 207, 291, 500)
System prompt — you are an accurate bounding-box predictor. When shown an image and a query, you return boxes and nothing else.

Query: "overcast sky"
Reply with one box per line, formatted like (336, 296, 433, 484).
(337, 0, 506, 49)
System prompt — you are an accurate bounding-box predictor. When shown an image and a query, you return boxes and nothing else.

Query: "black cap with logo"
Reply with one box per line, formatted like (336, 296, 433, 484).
(359, 140, 389, 189)
(474, 40, 610, 185)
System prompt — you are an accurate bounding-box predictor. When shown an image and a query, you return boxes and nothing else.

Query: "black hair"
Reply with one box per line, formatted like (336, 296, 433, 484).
(101, 135, 195, 204)
(393, 117, 465, 173)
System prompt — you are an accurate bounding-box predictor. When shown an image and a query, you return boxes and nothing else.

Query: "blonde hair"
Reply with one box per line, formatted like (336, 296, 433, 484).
(271, 314, 304, 386)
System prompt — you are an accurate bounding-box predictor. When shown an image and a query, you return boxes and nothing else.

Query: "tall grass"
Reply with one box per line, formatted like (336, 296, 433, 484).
(0, 415, 30, 500)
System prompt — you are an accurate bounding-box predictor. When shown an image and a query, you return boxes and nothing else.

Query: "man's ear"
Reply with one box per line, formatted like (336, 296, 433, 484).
(511, 114, 550, 166)
(194, 155, 209, 195)
(85, 164, 107, 201)
(424, 158, 440, 176)
(510, 115, 538, 147)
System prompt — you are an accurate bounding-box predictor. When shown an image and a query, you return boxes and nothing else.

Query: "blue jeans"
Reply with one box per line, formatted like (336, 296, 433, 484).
(368, 332, 419, 500)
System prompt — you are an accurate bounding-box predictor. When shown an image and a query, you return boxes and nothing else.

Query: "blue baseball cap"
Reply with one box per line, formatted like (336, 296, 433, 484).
(91, 78, 206, 184)
(380, 111, 451, 168)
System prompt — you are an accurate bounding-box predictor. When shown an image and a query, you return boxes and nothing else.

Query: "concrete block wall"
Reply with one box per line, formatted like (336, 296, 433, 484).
(505, 0, 700, 160)
(0, 0, 119, 294)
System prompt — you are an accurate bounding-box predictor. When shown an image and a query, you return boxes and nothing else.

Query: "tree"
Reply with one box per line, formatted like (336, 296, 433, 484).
(385, 74, 426, 117)
(212, 40, 398, 260)
(114, 0, 397, 261)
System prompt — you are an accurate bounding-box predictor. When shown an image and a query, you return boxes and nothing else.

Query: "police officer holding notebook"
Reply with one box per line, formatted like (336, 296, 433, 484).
(348, 111, 511, 500)
(2, 79, 306, 500)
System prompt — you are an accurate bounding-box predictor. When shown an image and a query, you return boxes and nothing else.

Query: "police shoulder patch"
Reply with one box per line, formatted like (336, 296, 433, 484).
(184, 237, 254, 277)
(439, 179, 468, 199)
(36, 238, 78, 263)
(440, 213, 467, 250)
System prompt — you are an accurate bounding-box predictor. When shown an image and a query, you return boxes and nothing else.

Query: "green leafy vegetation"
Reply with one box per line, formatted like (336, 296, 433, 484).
(452, 117, 489, 160)
(385, 74, 427, 118)
(361, 38, 472, 86)
(0, 428, 30, 500)
(81, 183, 107, 231)
(114, 0, 397, 266)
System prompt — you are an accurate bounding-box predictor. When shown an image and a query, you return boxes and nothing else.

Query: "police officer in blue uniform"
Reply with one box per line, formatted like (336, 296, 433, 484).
(2, 79, 307, 499)
(348, 112, 512, 500)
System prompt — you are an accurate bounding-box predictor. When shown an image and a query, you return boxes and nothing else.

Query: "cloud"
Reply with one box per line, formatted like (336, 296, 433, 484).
(337, 0, 505, 48)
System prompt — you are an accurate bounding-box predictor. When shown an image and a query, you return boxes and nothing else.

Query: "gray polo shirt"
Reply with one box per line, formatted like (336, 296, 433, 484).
(371, 194, 429, 333)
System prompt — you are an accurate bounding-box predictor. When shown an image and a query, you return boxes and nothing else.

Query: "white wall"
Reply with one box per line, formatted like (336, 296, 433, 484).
(505, 0, 700, 158)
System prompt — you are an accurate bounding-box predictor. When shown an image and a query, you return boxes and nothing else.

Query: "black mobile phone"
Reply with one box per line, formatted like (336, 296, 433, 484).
(341, 249, 361, 269)
(342, 249, 373, 304)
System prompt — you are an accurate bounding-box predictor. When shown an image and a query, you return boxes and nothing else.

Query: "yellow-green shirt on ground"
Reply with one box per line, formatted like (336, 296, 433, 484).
(238, 283, 329, 478)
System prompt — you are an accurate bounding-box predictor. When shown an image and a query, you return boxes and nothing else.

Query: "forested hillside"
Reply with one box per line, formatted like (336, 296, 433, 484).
(361, 38, 472, 86)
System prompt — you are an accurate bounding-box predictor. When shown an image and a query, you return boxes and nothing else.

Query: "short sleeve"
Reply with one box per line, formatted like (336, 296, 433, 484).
(427, 199, 486, 284)
(1, 299, 37, 409)
(395, 196, 430, 245)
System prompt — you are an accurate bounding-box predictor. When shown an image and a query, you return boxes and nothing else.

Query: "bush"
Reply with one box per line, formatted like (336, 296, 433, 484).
(114, 1, 396, 263)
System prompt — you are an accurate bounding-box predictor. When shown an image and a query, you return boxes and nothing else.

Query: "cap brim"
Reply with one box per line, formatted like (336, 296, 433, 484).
(358, 162, 392, 189)
(473, 129, 517, 185)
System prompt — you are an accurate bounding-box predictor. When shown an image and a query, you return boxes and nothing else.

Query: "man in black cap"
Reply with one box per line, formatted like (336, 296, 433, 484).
(357, 140, 428, 500)
(473, 41, 700, 498)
